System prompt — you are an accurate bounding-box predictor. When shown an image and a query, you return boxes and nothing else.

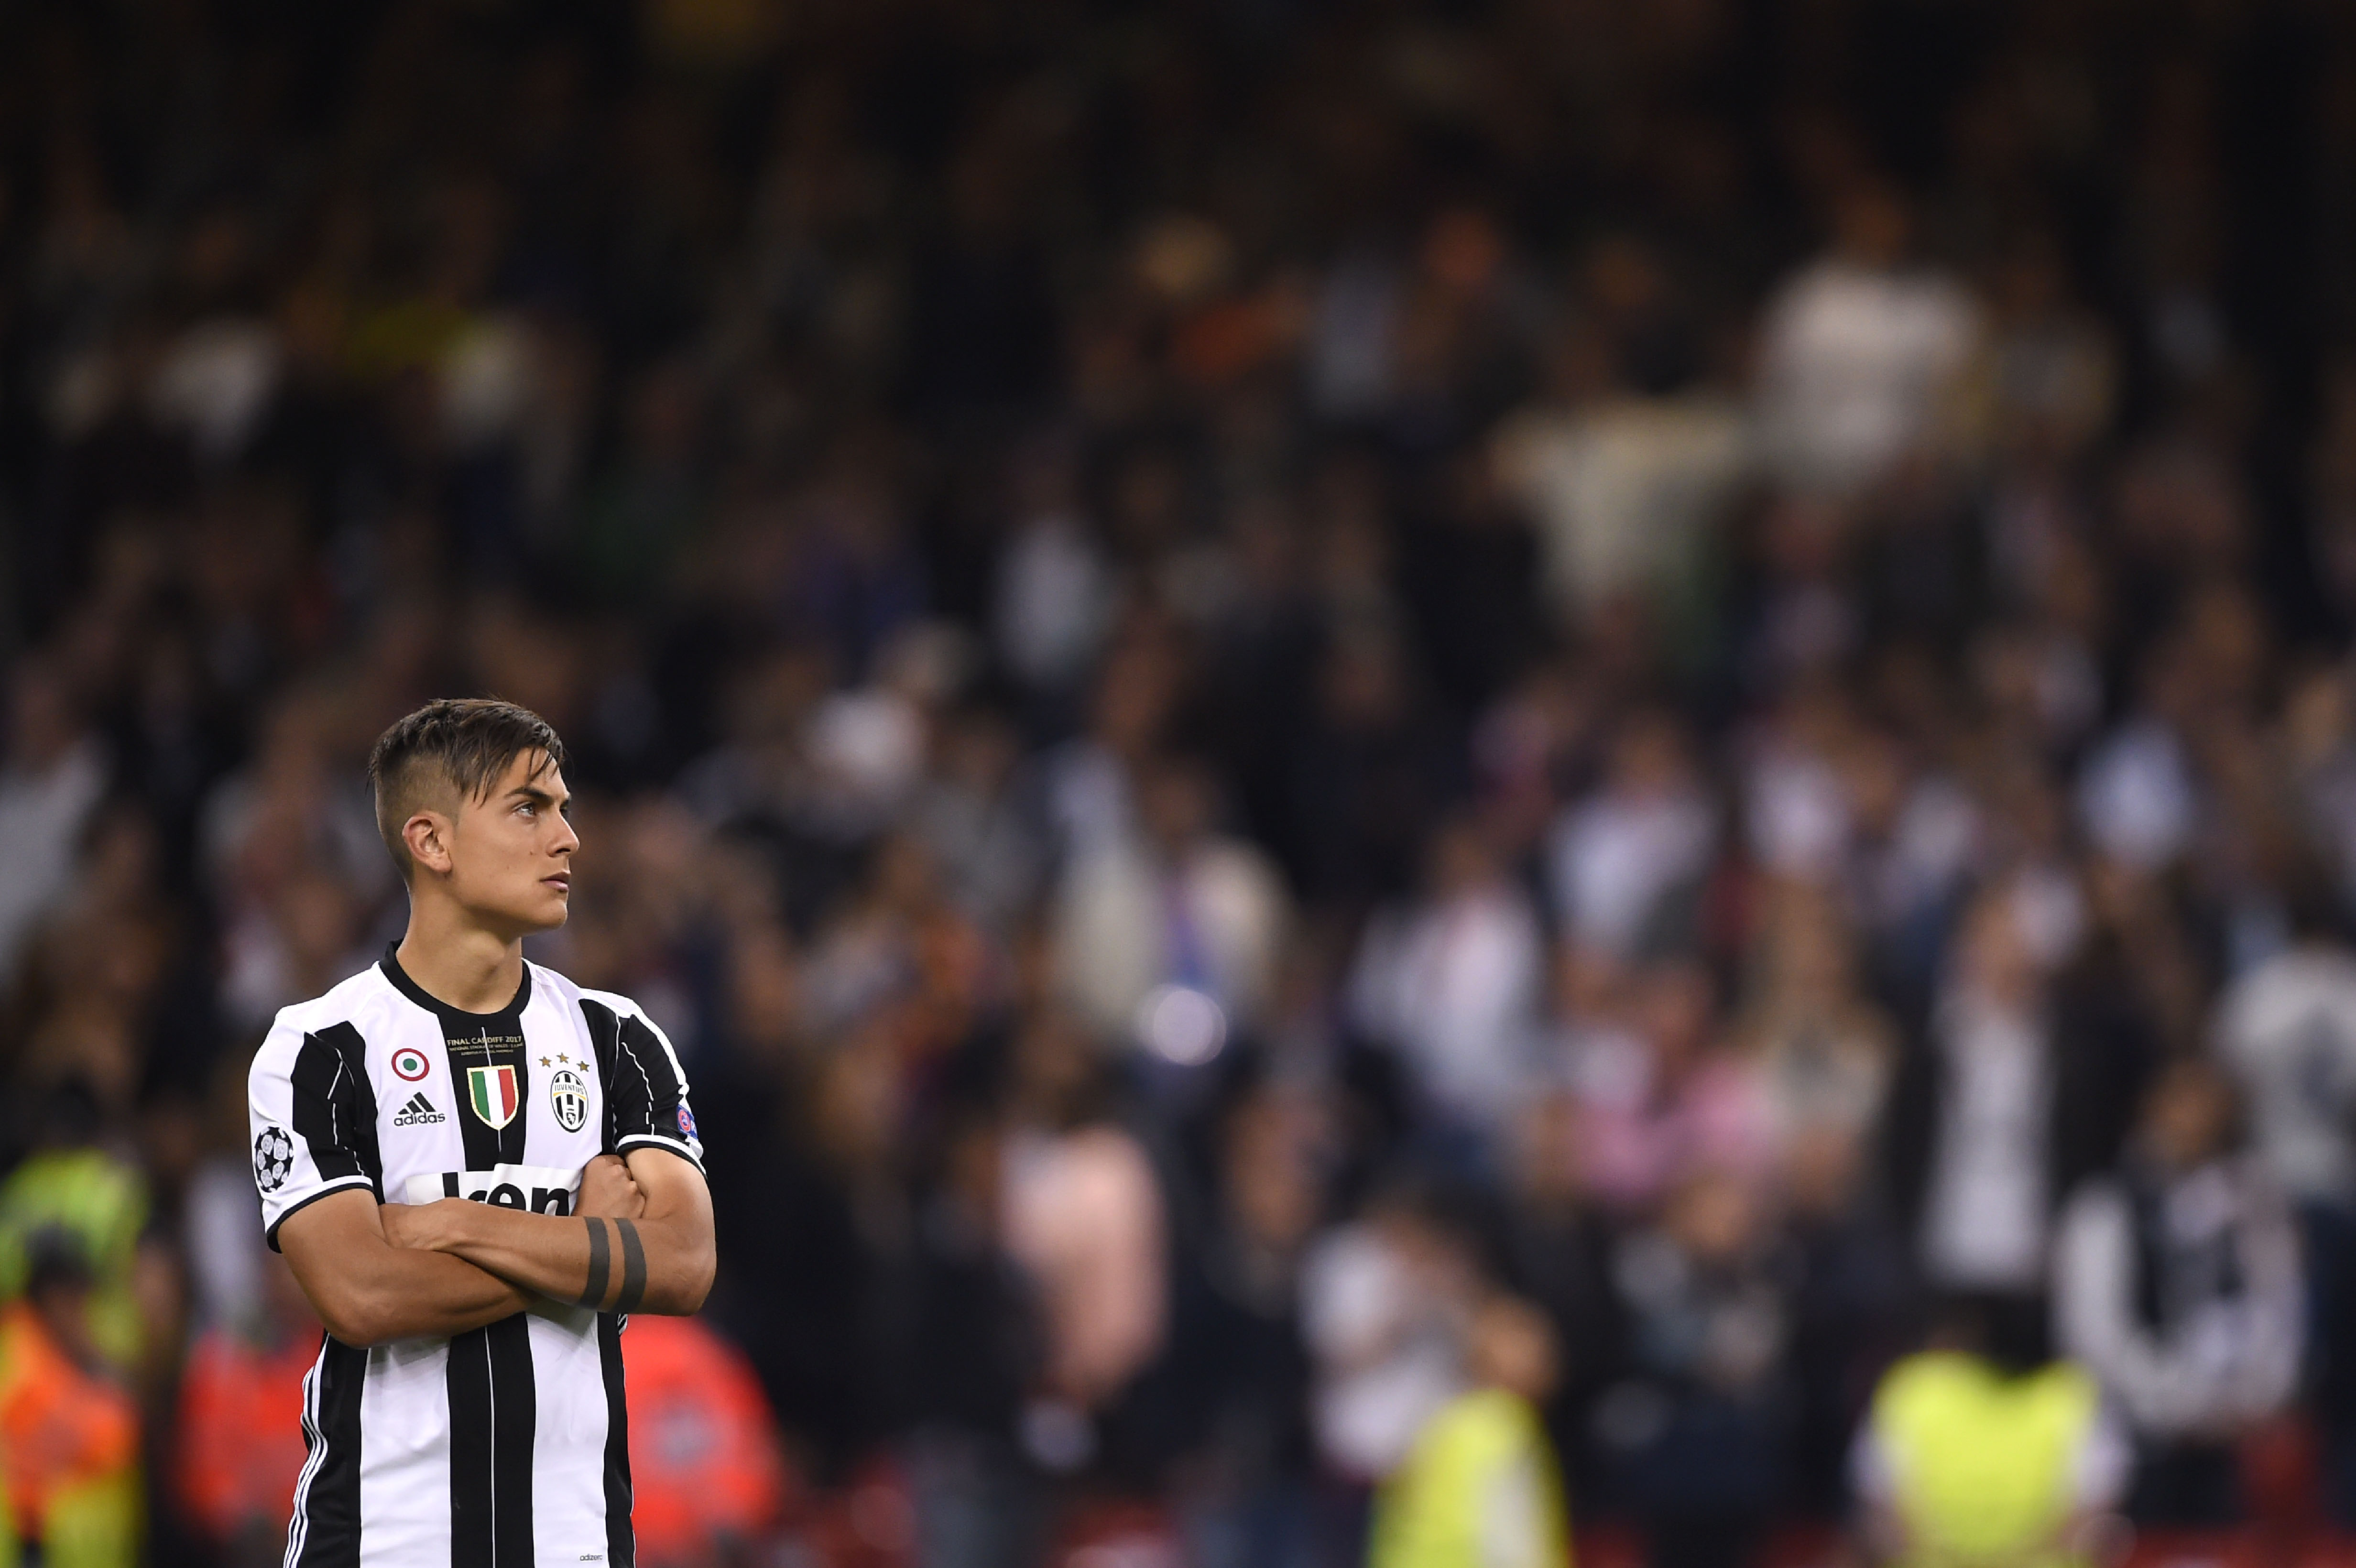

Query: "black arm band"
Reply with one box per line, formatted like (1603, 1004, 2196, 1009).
(578, 1217, 611, 1309)
(615, 1218, 648, 1314)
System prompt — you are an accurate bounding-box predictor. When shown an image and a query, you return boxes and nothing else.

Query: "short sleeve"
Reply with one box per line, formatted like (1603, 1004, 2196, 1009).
(607, 1007, 704, 1172)
(248, 1016, 381, 1251)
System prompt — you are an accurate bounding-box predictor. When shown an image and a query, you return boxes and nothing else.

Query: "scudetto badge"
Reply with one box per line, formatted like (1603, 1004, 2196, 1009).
(548, 1067, 589, 1133)
(465, 1064, 522, 1129)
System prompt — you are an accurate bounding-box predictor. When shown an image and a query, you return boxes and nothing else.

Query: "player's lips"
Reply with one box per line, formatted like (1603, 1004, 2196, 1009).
(543, 874, 571, 893)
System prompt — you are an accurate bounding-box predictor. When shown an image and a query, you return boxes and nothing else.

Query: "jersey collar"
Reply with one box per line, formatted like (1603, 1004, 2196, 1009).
(378, 941, 533, 1028)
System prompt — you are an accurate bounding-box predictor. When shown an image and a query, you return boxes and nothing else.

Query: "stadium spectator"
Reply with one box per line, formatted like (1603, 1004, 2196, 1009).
(1572, 961, 1772, 1218)
(0, 1230, 140, 1568)
(1177, 1081, 1326, 1568)
(998, 1008, 1169, 1474)
(173, 1256, 316, 1565)
(622, 1314, 793, 1568)
(1599, 1169, 1792, 1568)
(0, 1087, 151, 1373)
(2053, 1056, 2302, 1524)
(1892, 890, 2065, 1302)
(1300, 1179, 1478, 1497)
(1497, 1088, 1623, 1511)
(1853, 1296, 2128, 1568)
(1053, 752, 1289, 1065)
(1349, 816, 1545, 1156)
(1754, 182, 1985, 497)
(1367, 1296, 1569, 1568)
(0, 664, 107, 994)
(2215, 882, 2356, 1522)
(1546, 711, 1717, 966)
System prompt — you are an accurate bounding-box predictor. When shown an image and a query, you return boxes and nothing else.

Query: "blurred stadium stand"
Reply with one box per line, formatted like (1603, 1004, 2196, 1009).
(6, 0, 2356, 1564)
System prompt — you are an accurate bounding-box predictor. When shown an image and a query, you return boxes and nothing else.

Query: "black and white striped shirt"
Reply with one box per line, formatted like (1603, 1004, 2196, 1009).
(247, 947, 703, 1568)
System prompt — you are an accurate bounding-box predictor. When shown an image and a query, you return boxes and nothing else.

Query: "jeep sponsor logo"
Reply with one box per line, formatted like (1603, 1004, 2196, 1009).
(404, 1162, 580, 1216)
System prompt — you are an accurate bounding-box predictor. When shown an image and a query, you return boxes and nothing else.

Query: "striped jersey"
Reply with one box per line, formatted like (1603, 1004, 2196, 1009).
(247, 947, 704, 1568)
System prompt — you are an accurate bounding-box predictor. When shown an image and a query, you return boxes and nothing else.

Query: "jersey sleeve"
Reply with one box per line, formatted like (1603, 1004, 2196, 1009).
(608, 1005, 705, 1173)
(248, 1013, 381, 1251)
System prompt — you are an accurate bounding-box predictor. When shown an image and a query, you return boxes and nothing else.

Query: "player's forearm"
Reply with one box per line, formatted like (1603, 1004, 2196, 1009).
(419, 1204, 603, 1306)
(426, 1205, 713, 1314)
(335, 1245, 533, 1344)
(594, 1209, 714, 1315)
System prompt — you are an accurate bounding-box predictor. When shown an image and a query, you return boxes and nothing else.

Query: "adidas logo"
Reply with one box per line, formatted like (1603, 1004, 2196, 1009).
(393, 1092, 447, 1127)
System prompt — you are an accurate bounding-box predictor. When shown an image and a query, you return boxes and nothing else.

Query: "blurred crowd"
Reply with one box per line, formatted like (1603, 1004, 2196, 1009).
(5, 0, 2356, 1565)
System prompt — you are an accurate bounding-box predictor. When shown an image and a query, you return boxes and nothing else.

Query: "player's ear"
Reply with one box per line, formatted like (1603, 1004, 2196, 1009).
(403, 810, 455, 878)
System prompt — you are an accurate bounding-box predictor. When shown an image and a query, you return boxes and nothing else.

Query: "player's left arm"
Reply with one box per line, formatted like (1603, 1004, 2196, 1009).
(425, 1148, 718, 1318)
(382, 1147, 714, 1314)
(610, 1145, 716, 1313)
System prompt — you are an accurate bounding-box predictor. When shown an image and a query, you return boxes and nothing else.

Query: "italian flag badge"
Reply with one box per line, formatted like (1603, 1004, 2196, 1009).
(465, 1064, 522, 1129)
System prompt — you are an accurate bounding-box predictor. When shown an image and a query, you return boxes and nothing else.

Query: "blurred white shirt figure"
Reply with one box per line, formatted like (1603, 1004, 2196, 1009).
(0, 662, 107, 992)
(2055, 1059, 2301, 1452)
(1493, 330, 1751, 628)
(1354, 817, 1545, 1132)
(1054, 754, 1287, 1059)
(799, 622, 966, 841)
(1549, 711, 1716, 959)
(2078, 636, 2212, 876)
(2214, 894, 2356, 1207)
(1739, 686, 1857, 886)
(1756, 184, 1983, 496)
(1746, 739, 1851, 885)
(993, 441, 1113, 700)
(1919, 892, 2056, 1293)
(148, 316, 280, 462)
(2077, 719, 2198, 873)
(1300, 1190, 1476, 1482)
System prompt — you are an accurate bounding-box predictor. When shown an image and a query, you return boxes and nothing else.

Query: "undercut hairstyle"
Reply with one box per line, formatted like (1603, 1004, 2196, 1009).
(367, 698, 567, 881)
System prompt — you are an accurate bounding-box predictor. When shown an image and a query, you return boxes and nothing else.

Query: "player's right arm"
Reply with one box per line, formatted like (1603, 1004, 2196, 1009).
(278, 1189, 534, 1345)
(251, 1013, 530, 1346)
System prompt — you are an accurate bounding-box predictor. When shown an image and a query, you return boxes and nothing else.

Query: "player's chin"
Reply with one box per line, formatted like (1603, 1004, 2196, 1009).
(508, 887, 572, 932)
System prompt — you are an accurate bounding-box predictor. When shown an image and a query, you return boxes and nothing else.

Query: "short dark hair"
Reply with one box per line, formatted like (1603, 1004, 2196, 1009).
(367, 698, 566, 880)
(23, 1225, 94, 1299)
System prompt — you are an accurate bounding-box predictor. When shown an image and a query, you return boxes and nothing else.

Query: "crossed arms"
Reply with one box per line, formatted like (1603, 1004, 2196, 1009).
(277, 1149, 715, 1346)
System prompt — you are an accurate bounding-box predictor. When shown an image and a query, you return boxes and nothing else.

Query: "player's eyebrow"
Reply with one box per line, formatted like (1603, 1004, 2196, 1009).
(507, 783, 571, 812)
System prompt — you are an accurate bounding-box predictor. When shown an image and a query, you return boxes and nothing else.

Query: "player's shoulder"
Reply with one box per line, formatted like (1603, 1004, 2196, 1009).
(254, 961, 402, 1060)
(262, 960, 405, 1045)
(553, 970, 663, 1034)
(524, 958, 590, 1013)
(530, 964, 682, 1051)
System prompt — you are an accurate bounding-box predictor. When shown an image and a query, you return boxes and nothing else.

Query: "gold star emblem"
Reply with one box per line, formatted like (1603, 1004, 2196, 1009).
(557, 1053, 571, 1065)
(540, 1056, 552, 1066)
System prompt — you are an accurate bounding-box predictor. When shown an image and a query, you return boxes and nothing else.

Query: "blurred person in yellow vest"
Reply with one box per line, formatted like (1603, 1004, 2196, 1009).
(0, 1086, 150, 1372)
(0, 1229, 141, 1568)
(1853, 1293, 2128, 1568)
(1369, 1296, 1571, 1568)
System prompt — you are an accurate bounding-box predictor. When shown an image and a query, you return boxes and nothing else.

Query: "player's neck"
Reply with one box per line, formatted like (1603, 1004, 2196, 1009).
(393, 906, 527, 1015)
